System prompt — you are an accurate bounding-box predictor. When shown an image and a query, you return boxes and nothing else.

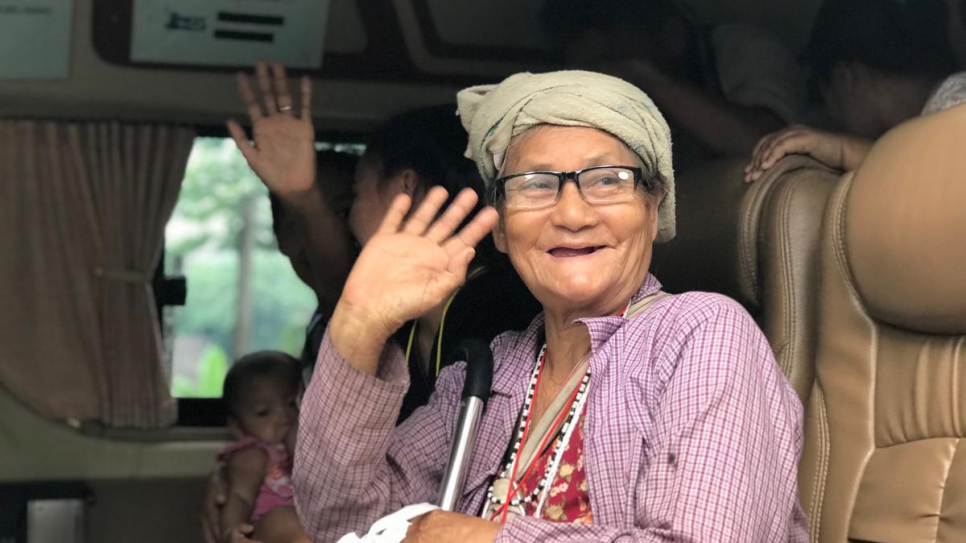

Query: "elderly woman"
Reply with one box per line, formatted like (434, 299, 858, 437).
(294, 71, 807, 542)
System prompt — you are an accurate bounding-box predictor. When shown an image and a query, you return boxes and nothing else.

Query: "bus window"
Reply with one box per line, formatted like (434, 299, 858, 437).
(163, 137, 316, 400)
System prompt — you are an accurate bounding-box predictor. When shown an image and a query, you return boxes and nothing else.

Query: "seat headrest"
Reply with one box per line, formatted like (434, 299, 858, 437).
(846, 105, 966, 334)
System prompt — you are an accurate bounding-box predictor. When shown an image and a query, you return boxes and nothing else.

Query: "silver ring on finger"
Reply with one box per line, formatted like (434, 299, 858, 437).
(278, 104, 293, 112)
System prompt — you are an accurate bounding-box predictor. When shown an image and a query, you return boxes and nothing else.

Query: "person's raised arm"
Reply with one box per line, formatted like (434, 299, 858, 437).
(294, 187, 498, 541)
(228, 61, 355, 314)
(328, 187, 498, 375)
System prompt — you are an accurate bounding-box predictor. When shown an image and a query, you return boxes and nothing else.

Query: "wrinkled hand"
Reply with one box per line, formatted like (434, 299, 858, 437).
(329, 187, 499, 373)
(744, 125, 871, 182)
(227, 61, 317, 198)
(202, 467, 229, 543)
(403, 511, 500, 543)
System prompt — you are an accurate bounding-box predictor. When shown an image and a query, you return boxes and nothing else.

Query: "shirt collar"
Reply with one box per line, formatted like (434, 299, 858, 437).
(489, 274, 663, 395)
(576, 274, 663, 354)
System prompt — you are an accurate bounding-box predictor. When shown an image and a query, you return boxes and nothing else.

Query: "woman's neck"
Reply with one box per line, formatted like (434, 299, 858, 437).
(541, 295, 629, 378)
(541, 317, 592, 381)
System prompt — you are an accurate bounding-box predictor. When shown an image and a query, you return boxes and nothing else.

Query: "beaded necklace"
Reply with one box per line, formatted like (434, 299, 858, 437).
(484, 301, 631, 523)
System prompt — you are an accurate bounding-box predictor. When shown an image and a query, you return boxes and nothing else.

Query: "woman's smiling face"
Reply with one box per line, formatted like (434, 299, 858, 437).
(493, 125, 660, 316)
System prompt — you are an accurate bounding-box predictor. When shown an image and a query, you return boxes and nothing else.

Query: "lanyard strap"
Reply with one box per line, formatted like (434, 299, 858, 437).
(405, 266, 489, 376)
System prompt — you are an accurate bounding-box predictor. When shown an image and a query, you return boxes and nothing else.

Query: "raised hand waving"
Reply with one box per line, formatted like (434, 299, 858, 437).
(329, 187, 499, 375)
(227, 61, 316, 198)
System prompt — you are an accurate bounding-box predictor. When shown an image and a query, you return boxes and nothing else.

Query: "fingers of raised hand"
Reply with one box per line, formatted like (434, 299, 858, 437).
(299, 76, 312, 119)
(270, 62, 294, 114)
(236, 72, 263, 120)
(443, 205, 499, 255)
(375, 193, 414, 236)
(401, 186, 450, 236)
(423, 187, 485, 243)
(255, 61, 275, 112)
(227, 120, 256, 159)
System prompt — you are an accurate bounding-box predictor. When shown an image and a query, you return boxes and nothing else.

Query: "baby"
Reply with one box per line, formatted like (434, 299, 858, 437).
(219, 351, 306, 543)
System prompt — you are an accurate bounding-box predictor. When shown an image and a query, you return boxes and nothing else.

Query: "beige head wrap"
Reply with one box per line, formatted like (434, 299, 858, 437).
(456, 70, 676, 243)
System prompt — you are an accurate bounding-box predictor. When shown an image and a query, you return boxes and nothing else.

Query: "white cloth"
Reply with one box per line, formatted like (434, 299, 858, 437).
(336, 503, 440, 543)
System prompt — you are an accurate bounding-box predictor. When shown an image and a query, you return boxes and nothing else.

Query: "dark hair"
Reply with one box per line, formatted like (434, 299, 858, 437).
(365, 105, 483, 206)
(805, 0, 956, 83)
(222, 351, 301, 417)
(363, 105, 503, 266)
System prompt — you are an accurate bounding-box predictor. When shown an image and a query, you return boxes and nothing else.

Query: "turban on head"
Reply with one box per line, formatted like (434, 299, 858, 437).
(456, 70, 676, 243)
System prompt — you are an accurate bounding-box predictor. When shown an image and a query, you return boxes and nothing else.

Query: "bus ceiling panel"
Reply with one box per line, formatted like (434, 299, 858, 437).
(90, 0, 557, 84)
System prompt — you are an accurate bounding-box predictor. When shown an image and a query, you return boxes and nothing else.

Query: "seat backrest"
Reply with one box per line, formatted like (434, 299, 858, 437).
(799, 105, 966, 543)
(651, 156, 837, 404)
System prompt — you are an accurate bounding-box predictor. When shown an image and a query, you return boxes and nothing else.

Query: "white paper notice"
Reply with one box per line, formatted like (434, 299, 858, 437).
(0, 0, 73, 80)
(131, 0, 330, 68)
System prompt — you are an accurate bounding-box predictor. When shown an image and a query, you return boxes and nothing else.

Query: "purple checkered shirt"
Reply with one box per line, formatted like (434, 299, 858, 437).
(294, 275, 809, 542)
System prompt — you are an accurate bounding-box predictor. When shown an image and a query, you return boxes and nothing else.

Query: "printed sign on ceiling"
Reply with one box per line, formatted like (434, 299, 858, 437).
(131, 0, 330, 68)
(0, 0, 73, 80)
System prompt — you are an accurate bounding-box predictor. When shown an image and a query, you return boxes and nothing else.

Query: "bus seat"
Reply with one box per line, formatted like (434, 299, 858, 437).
(651, 155, 837, 405)
(799, 105, 966, 543)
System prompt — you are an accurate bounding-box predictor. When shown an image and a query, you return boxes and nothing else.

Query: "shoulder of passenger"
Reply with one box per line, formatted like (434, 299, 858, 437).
(647, 291, 751, 328)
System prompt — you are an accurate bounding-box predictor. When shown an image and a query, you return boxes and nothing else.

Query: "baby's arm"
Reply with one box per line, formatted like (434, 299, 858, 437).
(221, 447, 269, 543)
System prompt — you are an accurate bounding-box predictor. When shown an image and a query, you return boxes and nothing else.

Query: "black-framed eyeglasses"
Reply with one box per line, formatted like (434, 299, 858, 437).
(494, 165, 657, 210)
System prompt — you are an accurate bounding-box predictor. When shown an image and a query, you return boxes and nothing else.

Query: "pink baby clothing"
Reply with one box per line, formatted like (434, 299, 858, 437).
(219, 436, 295, 520)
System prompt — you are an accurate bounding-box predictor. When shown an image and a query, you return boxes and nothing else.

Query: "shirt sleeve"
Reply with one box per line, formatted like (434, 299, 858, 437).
(292, 331, 463, 542)
(494, 298, 808, 542)
(712, 22, 807, 125)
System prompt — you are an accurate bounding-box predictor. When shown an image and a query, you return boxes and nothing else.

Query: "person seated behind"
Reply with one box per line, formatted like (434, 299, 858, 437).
(348, 105, 543, 421)
(206, 62, 541, 543)
(745, 0, 960, 181)
(267, 149, 357, 374)
(218, 351, 306, 543)
(541, 0, 806, 165)
(229, 62, 359, 360)
(230, 62, 541, 420)
(295, 70, 806, 542)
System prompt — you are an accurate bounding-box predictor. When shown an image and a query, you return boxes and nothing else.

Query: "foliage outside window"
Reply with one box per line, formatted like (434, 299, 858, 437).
(164, 138, 316, 398)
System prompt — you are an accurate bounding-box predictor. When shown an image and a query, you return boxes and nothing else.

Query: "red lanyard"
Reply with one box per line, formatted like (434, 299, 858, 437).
(490, 300, 631, 523)
(491, 348, 586, 524)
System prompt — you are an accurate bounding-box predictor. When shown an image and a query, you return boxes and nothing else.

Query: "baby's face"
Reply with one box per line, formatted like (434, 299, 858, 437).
(234, 377, 298, 445)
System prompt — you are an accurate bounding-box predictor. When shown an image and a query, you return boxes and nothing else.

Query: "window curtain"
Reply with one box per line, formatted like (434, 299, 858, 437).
(0, 121, 195, 428)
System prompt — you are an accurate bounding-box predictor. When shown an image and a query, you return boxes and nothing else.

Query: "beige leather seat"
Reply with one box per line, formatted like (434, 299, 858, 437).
(799, 105, 966, 542)
(651, 156, 837, 404)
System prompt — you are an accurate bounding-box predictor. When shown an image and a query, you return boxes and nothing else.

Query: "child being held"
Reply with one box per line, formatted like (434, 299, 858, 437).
(219, 351, 307, 543)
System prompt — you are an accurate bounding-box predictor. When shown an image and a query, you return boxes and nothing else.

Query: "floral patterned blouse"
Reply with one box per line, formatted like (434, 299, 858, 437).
(517, 404, 593, 523)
